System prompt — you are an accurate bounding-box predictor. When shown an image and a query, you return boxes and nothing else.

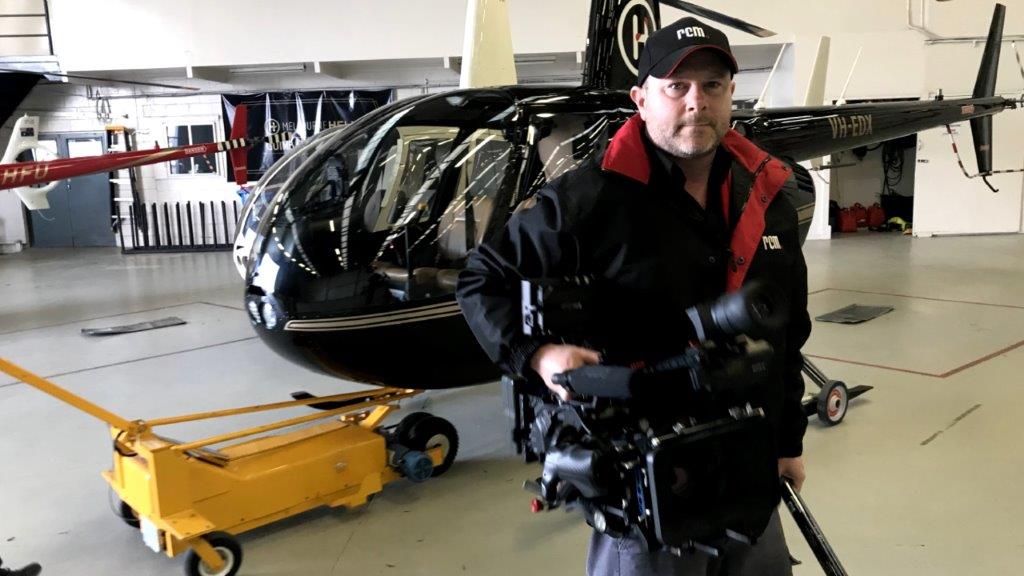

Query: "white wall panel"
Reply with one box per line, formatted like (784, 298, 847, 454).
(914, 115, 1024, 236)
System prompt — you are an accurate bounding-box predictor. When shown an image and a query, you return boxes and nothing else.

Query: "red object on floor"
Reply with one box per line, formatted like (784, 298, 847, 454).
(851, 203, 869, 227)
(867, 203, 886, 228)
(838, 208, 858, 233)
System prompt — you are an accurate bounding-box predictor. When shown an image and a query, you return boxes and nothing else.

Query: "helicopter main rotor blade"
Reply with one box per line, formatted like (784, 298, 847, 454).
(0, 68, 200, 91)
(658, 0, 776, 37)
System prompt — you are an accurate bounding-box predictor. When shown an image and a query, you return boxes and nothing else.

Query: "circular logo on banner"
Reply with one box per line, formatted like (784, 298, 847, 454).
(617, 0, 656, 76)
(264, 118, 281, 135)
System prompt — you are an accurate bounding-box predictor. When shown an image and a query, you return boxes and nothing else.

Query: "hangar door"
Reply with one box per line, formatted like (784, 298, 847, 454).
(29, 132, 114, 247)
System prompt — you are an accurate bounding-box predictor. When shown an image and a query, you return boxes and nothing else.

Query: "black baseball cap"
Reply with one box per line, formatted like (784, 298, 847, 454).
(636, 17, 739, 87)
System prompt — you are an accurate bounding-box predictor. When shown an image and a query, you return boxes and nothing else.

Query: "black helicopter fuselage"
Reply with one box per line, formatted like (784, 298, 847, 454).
(237, 85, 1015, 389)
(241, 87, 631, 388)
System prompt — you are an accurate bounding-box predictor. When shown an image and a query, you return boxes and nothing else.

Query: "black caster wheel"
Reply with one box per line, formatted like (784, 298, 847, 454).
(817, 381, 849, 426)
(184, 532, 242, 576)
(117, 499, 140, 528)
(397, 415, 459, 477)
(394, 411, 433, 440)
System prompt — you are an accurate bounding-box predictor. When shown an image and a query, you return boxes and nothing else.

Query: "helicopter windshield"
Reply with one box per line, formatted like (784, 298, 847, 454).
(233, 125, 347, 276)
(242, 88, 640, 314)
(245, 90, 522, 303)
(241, 125, 345, 229)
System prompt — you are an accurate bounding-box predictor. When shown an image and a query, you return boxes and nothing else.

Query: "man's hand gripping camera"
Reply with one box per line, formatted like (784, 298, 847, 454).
(520, 278, 787, 555)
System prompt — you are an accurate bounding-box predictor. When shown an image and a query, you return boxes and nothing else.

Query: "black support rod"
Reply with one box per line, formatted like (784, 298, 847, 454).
(781, 479, 849, 576)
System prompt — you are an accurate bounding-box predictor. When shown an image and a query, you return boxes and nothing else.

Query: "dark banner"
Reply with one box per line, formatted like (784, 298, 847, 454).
(0, 72, 42, 127)
(222, 89, 393, 183)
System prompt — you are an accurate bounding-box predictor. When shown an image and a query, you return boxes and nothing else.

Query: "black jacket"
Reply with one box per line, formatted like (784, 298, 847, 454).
(456, 114, 811, 457)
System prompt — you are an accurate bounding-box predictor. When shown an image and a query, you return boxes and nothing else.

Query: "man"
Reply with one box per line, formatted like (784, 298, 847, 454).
(456, 16, 810, 576)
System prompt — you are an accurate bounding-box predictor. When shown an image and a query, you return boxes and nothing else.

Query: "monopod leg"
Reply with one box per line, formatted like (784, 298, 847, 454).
(780, 479, 849, 576)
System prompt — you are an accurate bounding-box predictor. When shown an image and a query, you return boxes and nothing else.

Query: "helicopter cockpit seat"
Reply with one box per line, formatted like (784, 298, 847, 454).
(375, 188, 496, 300)
(535, 115, 588, 182)
(376, 264, 446, 300)
(437, 190, 496, 261)
(434, 269, 461, 292)
(372, 207, 486, 299)
(423, 189, 496, 294)
(372, 131, 508, 300)
(375, 264, 460, 300)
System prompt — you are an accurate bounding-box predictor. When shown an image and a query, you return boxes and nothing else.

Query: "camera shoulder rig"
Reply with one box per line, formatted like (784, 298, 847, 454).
(517, 278, 789, 555)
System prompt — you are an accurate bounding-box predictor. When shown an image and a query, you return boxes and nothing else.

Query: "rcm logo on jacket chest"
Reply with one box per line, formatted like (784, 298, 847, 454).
(762, 235, 782, 250)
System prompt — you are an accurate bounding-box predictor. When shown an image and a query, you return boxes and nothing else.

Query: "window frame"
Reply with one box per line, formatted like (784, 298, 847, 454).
(165, 121, 223, 178)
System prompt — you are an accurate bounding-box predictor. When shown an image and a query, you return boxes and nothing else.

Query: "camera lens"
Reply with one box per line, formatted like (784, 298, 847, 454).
(686, 280, 787, 341)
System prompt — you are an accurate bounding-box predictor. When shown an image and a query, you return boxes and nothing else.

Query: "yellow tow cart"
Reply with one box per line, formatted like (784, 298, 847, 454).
(0, 358, 458, 576)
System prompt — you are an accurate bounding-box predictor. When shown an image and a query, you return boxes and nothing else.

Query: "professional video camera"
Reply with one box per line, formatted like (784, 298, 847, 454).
(519, 277, 789, 556)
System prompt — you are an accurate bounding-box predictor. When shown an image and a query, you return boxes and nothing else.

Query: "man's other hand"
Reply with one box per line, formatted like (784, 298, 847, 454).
(529, 344, 602, 402)
(778, 456, 806, 492)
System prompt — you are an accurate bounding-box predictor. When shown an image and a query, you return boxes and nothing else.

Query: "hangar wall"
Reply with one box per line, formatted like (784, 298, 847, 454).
(1, 0, 1022, 248)
(45, 1, 1024, 103)
(0, 90, 232, 249)
(45, 0, 590, 72)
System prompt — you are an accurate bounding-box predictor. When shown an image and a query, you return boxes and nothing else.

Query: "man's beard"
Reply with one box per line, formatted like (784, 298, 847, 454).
(648, 119, 727, 159)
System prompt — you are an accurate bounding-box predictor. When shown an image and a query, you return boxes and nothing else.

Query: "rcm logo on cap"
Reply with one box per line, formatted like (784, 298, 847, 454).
(636, 16, 739, 86)
(677, 26, 707, 39)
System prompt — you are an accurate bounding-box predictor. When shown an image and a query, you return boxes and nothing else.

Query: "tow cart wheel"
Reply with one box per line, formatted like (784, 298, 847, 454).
(403, 416, 459, 477)
(117, 499, 140, 528)
(183, 532, 242, 576)
(817, 381, 849, 426)
(394, 411, 433, 439)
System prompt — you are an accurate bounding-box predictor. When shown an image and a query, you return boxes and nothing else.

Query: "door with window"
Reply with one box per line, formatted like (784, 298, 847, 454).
(29, 132, 114, 247)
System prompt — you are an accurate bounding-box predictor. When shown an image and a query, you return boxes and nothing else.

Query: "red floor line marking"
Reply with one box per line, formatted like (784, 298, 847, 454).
(939, 338, 1024, 378)
(808, 339, 1024, 380)
(803, 354, 943, 378)
(807, 289, 1024, 377)
(816, 288, 1024, 310)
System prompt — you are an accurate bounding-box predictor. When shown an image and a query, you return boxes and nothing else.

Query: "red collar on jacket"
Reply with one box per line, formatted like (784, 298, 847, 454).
(601, 113, 793, 292)
(601, 113, 777, 184)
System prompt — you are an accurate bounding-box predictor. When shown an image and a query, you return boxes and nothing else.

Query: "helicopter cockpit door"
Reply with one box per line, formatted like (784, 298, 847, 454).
(516, 112, 624, 210)
(363, 126, 458, 234)
(435, 128, 511, 264)
(362, 125, 462, 300)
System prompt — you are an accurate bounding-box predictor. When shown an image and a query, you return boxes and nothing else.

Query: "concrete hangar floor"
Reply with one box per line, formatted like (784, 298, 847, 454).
(1, 233, 1023, 575)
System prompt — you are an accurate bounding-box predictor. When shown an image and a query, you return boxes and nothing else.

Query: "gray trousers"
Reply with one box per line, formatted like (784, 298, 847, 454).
(586, 509, 792, 576)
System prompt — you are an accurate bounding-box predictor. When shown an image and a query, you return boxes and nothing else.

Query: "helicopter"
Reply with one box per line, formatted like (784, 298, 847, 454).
(227, 0, 1020, 391)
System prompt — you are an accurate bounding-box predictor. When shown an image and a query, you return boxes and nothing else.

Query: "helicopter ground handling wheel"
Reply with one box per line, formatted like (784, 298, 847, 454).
(800, 356, 871, 426)
(816, 380, 849, 426)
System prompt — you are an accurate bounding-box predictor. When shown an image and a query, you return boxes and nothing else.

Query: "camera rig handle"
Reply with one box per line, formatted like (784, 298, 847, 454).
(551, 365, 636, 399)
(551, 337, 771, 403)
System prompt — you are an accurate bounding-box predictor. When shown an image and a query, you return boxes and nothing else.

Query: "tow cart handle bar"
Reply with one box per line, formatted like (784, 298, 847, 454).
(0, 357, 134, 431)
